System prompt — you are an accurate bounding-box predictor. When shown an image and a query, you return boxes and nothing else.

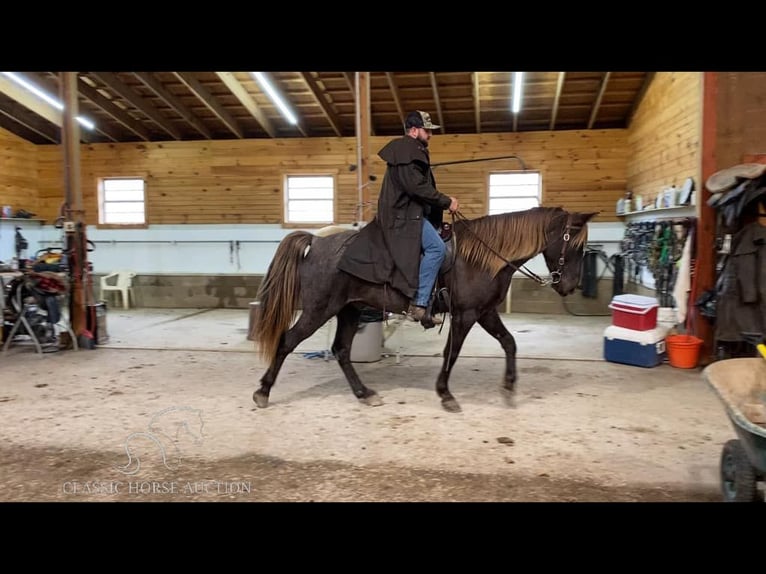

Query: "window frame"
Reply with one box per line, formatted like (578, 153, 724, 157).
(486, 170, 542, 215)
(98, 176, 148, 229)
(282, 172, 337, 228)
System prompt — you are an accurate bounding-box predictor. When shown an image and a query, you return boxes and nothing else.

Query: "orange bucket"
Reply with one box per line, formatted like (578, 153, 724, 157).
(665, 334, 703, 368)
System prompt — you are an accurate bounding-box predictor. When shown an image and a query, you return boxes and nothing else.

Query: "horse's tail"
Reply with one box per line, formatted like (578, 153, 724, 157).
(251, 230, 314, 364)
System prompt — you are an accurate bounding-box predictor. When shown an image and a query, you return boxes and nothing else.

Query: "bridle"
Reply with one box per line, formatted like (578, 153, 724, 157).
(450, 211, 581, 286)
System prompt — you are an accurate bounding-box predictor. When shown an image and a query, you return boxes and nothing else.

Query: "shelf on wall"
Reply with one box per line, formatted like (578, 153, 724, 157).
(617, 205, 697, 219)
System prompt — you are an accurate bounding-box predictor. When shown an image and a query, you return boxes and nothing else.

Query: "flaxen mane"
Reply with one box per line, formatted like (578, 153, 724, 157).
(454, 207, 588, 278)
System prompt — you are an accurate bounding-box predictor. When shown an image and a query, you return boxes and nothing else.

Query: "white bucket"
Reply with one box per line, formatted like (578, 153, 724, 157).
(351, 321, 383, 362)
(657, 306, 677, 329)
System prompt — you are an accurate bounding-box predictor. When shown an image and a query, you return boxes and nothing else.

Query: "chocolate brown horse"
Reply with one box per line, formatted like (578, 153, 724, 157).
(251, 206, 596, 412)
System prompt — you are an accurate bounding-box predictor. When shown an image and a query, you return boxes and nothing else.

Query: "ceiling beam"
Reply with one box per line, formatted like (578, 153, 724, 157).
(134, 72, 214, 139)
(0, 73, 63, 128)
(26, 72, 117, 143)
(255, 72, 307, 137)
(301, 72, 342, 136)
(343, 72, 374, 136)
(91, 72, 183, 140)
(429, 72, 445, 134)
(174, 72, 244, 139)
(216, 72, 277, 137)
(550, 72, 566, 130)
(587, 72, 611, 129)
(342, 72, 355, 96)
(0, 73, 103, 144)
(77, 77, 152, 141)
(385, 73, 405, 124)
(627, 72, 656, 127)
(0, 93, 59, 143)
(472, 72, 481, 133)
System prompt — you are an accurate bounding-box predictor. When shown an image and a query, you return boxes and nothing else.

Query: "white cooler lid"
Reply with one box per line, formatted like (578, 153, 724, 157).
(611, 294, 659, 308)
(604, 324, 669, 343)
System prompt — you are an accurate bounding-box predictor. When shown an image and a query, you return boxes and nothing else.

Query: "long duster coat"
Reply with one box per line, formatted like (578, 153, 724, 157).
(337, 135, 452, 300)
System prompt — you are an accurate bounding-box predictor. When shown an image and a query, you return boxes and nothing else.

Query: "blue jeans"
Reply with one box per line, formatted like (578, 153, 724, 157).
(415, 221, 446, 307)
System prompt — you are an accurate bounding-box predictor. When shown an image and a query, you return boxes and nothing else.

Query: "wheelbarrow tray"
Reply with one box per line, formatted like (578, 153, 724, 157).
(703, 358, 766, 474)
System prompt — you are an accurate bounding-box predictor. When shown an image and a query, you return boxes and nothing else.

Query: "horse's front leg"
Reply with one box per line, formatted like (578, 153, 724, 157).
(477, 309, 518, 405)
(332, 305, 383, 406)
(436, 309, 478, 413)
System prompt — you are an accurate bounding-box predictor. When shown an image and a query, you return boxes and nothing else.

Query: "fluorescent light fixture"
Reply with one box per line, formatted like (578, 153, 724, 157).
(1, 72, 95, 130)
(251, 72, 298, 125)
(511, 71, 524, 114)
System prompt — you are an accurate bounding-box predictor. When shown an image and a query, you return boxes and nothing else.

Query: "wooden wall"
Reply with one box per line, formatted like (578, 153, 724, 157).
(32, 129, 629, 225)
(0, 125, 39, 216)
(626, 72, 702, 203)
(714, 72, 766, 170)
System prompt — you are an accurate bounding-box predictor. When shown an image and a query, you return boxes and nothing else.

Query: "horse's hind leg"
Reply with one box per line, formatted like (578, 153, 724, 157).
(332, 305, 383, 407)
(254, 310, 335, 408)
(477, 309, 518, 405)
(435, 310, 478, 413)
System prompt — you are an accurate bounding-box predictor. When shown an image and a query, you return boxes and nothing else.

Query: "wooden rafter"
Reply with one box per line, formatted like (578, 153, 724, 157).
(587, 72, 611, 129)
(473, 72, 481, 133)
(175, 72, 244, 139)
(0, 94, 59, 143)
(429, 72, 445, 133)
(343, 72, 374, 136)
(627, 72, 656, 127)
(385, 72, 404, 124)
(28, 72, 120, 143)
(77, 77, 152, 141)
(253, 72, 307, 137)
(216, 72, 277, 137)
(300, 72, 342, 136)
(134, 72, 213, 139)
(343, 72, 355, 97)
(550, 72, 566, 130)
(91, 72, 183, 140)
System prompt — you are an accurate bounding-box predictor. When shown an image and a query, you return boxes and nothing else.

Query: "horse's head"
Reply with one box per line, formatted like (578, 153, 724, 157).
(541, 211, 598, 296)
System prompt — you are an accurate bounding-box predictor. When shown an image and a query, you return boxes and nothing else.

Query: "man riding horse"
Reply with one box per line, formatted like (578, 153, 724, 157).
(337, 110, 460, 328)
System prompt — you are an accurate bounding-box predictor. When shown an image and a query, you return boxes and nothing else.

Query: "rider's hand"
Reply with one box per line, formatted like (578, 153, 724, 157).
(448, 197, 459, 213)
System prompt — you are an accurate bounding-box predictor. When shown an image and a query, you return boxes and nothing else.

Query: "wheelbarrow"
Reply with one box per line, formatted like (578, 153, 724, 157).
(703, 356, 766, 502)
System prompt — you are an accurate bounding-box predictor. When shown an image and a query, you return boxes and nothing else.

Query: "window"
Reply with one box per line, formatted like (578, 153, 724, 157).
(488, 172, 541, 215)
(285, 175, 334, 224)
(100, 178, 146, 224)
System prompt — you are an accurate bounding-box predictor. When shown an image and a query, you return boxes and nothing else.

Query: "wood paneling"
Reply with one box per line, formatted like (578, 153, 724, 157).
(715, 72, 766, 170)
(33, 129, 629, 225)
(626, 72, 702, 207)
(0, 126, 39, 216)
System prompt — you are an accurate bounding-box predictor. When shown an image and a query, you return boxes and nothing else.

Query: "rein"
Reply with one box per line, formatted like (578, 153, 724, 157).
(450, 210, 579, 286)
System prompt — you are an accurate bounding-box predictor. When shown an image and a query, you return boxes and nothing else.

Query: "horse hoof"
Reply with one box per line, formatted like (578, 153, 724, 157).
(253, 390, 269, 408)
(501, 387, 516, 408)
(360, 393, 383, 407)
(441, 398, 462, 413)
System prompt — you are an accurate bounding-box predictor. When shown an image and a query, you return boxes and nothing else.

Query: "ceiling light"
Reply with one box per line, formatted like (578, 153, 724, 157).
(251, 72, 298, 125)
(1, 72, 95, 130)
(512, 72, 524, 114)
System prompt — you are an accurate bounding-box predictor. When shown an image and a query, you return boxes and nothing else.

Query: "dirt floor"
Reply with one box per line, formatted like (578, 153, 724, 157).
(0, 341, 738, 502)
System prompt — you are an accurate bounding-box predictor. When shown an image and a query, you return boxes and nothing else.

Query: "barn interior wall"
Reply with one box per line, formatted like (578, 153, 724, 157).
(4, 126, 633, 310)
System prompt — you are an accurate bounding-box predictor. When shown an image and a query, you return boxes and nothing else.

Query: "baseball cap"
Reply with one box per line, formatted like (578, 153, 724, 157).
(404, 110, 440, 130)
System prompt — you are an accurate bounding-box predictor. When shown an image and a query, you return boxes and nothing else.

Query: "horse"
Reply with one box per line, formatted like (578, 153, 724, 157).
(251, 206, 596, 413)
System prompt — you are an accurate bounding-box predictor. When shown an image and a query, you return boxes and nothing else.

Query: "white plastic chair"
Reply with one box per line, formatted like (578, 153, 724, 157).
(100, 270, 136, 309)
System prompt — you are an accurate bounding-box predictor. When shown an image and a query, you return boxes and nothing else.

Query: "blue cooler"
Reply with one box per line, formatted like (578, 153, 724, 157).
(603, 325, 668, 368)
